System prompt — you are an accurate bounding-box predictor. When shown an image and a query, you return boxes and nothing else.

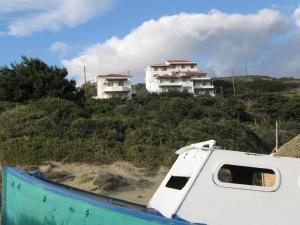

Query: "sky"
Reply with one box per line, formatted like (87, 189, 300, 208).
(1, 0, 300, 84)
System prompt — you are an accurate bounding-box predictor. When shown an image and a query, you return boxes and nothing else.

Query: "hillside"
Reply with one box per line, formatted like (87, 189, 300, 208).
(0, 92, 299, 168)
(213, 75, 300, 96)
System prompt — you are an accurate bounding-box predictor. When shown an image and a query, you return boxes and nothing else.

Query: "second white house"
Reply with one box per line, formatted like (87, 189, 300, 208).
(145, 60, 215, 96)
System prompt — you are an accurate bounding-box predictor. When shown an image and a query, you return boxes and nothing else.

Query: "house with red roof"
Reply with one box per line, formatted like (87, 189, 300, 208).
(96, 74, 132, 99)
(145, 60, 215, 96)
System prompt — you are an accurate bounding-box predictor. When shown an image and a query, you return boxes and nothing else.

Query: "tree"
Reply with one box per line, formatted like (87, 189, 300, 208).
(0, 56, 82, 102)
(80, 81, 97, 98)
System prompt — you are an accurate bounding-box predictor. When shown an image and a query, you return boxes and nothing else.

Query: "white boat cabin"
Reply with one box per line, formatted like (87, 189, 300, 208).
(148, 140, 300, 225)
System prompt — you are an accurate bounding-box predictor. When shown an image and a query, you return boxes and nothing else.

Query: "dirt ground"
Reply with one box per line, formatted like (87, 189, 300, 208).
(26, 161, 169, 205)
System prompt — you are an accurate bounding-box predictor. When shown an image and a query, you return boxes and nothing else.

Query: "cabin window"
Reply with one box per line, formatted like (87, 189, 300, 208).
(166, 176, 189, 190)
(191, 65, 195, 69)
(217, 164, 276, 188)
(118, 81, 124, 86)
(154, 67, 158, 71)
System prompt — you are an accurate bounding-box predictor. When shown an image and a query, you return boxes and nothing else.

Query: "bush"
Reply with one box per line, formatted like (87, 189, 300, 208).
(0, 91, 299, 167)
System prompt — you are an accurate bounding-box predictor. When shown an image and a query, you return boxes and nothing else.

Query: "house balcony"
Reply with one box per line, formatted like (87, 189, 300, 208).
(159, 82, 182, 87)
(103, 86, 131, 92)
(194, 85, 214, 89)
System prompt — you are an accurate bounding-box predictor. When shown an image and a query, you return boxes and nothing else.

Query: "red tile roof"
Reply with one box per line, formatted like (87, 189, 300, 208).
(167, 60, 193, 63)
(167, 60, 197, 64)
(150, 60, 197, 67)
(98, 74, 131, 78)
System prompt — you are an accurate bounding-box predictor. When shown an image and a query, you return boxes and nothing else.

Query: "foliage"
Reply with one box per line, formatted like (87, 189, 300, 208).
(0, 92, 299, 168)
(214, 76, 300, 96)
(0, 56, 83, 102)
(80, 81, 97, 98)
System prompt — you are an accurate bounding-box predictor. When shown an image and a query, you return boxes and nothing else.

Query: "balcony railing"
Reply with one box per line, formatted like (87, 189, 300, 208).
(193, 85, 214, 89)
(159, 82, 182, 87)
(104, 86, 131, 92)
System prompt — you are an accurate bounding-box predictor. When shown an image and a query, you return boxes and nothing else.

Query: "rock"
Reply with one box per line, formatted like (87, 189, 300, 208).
(23, 165, 39, 172)
(93, 173, 130, 192)
(136, 179, 152, 189)
(44, 171, 75, 183)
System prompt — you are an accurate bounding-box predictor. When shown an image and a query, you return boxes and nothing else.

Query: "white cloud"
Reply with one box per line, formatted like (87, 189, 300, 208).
(1, 0, 116, 36)
(48, 41, 69, 55)
(63, 9, 290, 84)
(251, 5, 300, 76)
(0, 0, 49, 13)
(293, 5, 300, 27)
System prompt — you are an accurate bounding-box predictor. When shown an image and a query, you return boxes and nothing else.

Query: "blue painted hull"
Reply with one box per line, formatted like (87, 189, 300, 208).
(1, 167, 193, 225)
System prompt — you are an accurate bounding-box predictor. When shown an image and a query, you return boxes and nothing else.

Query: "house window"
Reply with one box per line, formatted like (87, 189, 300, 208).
(166, 176, 189, 190)
(118, 81, 124, 86)
(216, 164, 277, 189)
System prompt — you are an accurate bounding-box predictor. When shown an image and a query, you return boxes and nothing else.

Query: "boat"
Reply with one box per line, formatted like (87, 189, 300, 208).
(2, 140, 300, 225)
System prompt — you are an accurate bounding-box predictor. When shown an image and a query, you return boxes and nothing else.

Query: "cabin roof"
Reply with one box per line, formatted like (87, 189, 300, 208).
(274, 134, 300, 157)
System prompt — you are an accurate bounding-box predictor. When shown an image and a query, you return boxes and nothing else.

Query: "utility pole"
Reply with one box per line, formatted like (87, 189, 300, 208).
(275, 121, 279, 152)
(84, 66, 87, 96)
(244, 65, 248, 76)
(231, 68, 236, 96)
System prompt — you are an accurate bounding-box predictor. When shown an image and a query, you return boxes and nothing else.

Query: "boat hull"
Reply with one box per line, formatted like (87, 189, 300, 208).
(1, 167, 189, 225)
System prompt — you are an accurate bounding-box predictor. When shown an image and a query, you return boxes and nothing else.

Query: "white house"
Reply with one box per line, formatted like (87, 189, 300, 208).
(96, 74, 132, 99)
(145, 60, 215, 96)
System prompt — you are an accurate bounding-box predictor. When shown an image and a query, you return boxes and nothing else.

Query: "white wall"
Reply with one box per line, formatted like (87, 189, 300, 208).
(145, 61, 216, 96)
(96, 77, 132, 99)
(177, 150, 300, 225)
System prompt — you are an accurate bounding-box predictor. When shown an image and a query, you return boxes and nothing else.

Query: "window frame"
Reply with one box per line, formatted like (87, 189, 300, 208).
(213, 162, 281, 192)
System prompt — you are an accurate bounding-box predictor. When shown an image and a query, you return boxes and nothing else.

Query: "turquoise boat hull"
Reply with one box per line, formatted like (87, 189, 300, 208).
(1, 167, 192, 225)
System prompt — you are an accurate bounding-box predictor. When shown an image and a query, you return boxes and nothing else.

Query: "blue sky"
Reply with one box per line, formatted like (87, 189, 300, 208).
(1, 0, 300, 83)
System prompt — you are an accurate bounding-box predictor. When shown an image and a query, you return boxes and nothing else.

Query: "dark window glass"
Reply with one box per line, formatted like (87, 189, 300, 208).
(166, 176, 189, 190)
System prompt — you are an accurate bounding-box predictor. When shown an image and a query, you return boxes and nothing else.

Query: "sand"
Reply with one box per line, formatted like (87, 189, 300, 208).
(34, 161, 169, 205)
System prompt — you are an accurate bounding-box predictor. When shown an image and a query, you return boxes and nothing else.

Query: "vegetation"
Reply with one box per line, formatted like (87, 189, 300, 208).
(214, 76, 300, 96)
(0, 57, 299, 168)
(0, 56, 83, 102)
